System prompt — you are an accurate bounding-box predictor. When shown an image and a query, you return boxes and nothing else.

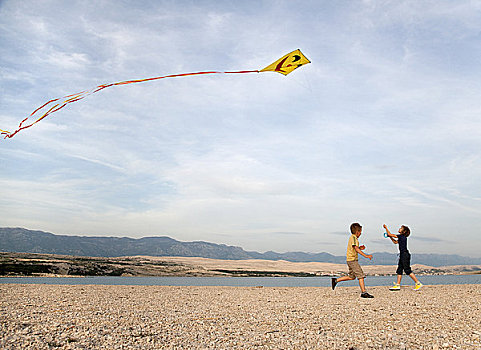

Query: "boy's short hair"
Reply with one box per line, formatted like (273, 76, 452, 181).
(400, 225, 411, 237)
(350, 222, 362, 234)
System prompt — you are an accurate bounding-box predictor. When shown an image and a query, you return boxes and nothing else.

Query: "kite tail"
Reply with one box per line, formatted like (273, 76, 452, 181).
(2, 69, 259, 139)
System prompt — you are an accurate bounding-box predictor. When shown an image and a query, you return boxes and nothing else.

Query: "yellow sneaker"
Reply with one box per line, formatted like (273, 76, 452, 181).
(414, 282, 423, 291)
(389, 283, 400, 291)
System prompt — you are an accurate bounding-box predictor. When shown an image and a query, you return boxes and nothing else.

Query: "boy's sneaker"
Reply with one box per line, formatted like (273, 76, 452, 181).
(414, 282, 423, 291)
(360, 292, 374, 298)
(389, 283, 401, 291)
(331, 278, 338, 290)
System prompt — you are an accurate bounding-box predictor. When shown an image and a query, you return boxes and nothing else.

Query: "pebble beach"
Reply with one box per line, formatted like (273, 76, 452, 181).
(1, 284, 480, 349)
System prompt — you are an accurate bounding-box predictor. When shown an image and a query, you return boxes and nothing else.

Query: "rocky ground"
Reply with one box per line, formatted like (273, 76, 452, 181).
(1, 284, 480, 349)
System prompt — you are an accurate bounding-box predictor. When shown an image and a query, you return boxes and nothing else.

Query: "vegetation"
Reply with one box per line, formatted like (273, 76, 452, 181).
(212, 269, 317, 277)
(0, 262, 59, 275)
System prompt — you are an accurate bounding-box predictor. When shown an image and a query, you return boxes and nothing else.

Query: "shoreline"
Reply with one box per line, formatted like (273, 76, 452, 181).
(1, 284, 480, 349)
(1, 271, 480, 279)
(2, 252, 480, 278)
(2, 274, 480, 290)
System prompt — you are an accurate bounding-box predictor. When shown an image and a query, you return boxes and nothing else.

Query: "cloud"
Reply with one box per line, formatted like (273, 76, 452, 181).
(329, 231, 349, 236)
(68, 154, 125, 173)
(402, 185, 481, 215)
(411, 236, 453, 244)
(44, 52, 91, 70)
(269, 232, 305, 236)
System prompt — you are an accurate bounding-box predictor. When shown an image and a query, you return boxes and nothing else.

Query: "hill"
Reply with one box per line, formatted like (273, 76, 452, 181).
(2, 252, 480, 277)
(1, 227, 480, 267)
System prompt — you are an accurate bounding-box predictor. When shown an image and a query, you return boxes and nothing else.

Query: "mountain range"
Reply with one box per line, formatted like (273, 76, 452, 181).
(1, 227, 480, 267)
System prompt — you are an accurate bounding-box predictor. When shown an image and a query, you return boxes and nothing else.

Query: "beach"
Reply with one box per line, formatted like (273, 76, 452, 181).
(1, 284, 480, 349)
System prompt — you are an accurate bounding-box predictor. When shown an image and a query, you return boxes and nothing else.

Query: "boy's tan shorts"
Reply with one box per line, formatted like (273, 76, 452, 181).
(347, 260, 366, 279)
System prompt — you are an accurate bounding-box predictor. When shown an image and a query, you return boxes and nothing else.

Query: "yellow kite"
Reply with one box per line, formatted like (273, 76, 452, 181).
(260, 49, 311, 75)
(2, 49, 311, 139)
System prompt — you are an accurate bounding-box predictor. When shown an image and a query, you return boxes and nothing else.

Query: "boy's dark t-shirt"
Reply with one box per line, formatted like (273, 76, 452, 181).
(397, 235, 409, 253)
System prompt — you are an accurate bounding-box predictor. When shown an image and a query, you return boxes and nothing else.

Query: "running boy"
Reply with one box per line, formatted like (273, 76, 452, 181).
(331, 223, 374, 298)
(383, 224, 423, 291)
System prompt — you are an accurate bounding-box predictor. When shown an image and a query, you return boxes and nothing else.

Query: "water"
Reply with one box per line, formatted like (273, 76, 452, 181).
(1, 274, 480, 287)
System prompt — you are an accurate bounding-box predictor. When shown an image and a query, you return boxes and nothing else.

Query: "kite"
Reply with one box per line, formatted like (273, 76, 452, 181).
(1, 49, 310, 139)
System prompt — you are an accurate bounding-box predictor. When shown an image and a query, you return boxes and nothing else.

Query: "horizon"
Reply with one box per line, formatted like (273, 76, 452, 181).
(2, 226, 480, 260)
(2, 1, 481, 258)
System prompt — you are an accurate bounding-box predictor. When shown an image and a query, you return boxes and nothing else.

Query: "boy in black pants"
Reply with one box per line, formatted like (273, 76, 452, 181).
(383, 224, 423, 291)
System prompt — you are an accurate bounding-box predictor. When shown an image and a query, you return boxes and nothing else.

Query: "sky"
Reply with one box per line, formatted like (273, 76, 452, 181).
(1, 0, 481, 258)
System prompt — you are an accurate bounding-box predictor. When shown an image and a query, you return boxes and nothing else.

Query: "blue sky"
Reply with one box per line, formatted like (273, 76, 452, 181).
(1, 1, 481, 257)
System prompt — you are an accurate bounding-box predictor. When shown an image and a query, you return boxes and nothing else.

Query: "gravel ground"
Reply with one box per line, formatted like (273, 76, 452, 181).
(1, 284, 480, 349)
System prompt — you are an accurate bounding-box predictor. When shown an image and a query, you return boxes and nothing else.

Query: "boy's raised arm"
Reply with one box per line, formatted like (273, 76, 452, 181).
(383, 224, 398, 243)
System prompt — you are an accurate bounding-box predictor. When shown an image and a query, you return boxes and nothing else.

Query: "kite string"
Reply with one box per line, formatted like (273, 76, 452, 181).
(2, 69, 259, 139)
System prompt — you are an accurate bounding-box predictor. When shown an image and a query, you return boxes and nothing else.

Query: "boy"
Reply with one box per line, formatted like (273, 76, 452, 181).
(331, 223, 374, 298)
(383, 224, 423, 291)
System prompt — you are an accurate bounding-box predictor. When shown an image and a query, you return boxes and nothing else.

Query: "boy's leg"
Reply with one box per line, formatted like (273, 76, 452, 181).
(401, 253, 414, 281)
(358, 278, 374, 298)
(393, 255, 405, 288)
(336, 275, 355, 283)
(358, 277, 366, 293)
(408, 273, 419, 284)
(396, 258, 404, 278)
(347, 261, 374, 297)
(401, 254, 422, 288)
(396, 274, 402, 285)
(389, 274, 402, 290)
(332, 275, 354, 289)
(331, 261, 356, 290)
(332, 261, 357, 289)
(409, 272, 423, 290)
